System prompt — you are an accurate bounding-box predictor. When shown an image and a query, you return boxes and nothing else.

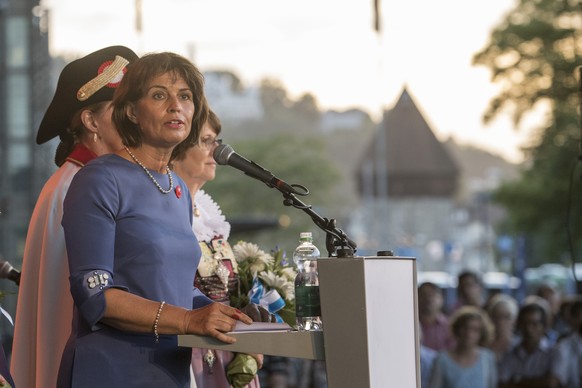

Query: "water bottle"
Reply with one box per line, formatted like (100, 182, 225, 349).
(293, 232, 322, 331)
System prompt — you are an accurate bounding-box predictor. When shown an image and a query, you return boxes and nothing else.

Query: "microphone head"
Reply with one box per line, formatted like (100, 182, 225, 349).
(0, 261, 14, 279)
(213, 143, 234, 166)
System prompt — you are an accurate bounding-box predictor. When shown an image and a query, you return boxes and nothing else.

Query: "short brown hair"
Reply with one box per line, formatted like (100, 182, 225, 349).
(450, 306, 494, 346)
(112, 52, 208, 149)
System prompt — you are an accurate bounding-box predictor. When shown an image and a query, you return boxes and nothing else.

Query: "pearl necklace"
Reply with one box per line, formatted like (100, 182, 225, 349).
(124, 147, 174, 194)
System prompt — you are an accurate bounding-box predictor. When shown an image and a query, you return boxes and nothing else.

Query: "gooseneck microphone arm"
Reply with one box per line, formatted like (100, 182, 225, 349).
(213, 144, 357, 257)
(279, 189, 357, 258)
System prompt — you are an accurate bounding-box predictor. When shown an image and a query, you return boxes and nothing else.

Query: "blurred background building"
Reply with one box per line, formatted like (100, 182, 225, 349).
(0, 0, 53, 344)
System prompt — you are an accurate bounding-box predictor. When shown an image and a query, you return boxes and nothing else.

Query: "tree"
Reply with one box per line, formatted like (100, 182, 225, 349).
(260, 78, 293, 121)
(258, 78, 321, 134)
(472, 0, 582, 266)
(292, 93, 321, 123)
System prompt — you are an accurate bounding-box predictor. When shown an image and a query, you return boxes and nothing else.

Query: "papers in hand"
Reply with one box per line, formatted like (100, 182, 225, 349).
(232, 321, 292, 333)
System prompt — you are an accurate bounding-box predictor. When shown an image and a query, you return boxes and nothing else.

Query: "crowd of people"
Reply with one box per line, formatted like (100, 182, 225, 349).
(419, 270, 582, 388)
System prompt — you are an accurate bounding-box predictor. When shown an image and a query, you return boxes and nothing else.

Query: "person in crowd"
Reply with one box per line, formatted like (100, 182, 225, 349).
(536, 282, 562, 343)
(536, 282, 561, 320)
(552, 297, 582, 388)
(57, 52, 252, 387)
(10, 46, 138, 388)
(485, 293, 519, 361)
(420, 345, 437, 388)
(172, 110, 267, 387)
(451, 270, 486, 312)
(418, 282, 454, 351)
(554, 296, 577, 340)
(419, 328, 437, 388)
(258, 357, 296, 388)
(498, 301, 558, 388)
(522, 294, 558, 345)
(429, 306, 497, 388)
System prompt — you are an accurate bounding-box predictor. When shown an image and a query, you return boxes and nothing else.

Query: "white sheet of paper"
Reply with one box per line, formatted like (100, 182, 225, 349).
(231, 321, 292, 333)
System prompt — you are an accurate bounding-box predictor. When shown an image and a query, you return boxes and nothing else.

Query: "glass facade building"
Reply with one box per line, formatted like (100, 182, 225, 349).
(0, 0, 52, 346)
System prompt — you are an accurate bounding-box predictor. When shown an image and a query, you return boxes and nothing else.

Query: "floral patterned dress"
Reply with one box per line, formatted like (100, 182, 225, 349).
(190, 190, 260, 388)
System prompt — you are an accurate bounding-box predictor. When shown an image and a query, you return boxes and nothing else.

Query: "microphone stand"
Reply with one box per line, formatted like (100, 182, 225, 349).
(213, 143, 357, 257)
(271, 183, 357, 258)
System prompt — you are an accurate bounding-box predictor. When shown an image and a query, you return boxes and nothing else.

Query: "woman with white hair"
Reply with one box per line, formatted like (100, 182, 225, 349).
(486, 293, 519, 361)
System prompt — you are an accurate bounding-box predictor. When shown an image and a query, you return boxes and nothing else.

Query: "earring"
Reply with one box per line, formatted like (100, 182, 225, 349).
(93, 133, 98, 143)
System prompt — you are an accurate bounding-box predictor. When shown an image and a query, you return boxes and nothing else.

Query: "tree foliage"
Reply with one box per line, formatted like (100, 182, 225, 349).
(259, 78, 322, 134)
(473, 0, 581, 126)
(473, 0, 582, 265)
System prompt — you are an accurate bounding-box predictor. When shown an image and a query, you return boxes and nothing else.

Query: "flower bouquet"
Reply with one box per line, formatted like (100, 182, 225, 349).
(230, 241, 297, 327)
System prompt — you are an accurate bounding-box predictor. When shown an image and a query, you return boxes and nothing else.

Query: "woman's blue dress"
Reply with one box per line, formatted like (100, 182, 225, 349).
(58, 154, 211, 387)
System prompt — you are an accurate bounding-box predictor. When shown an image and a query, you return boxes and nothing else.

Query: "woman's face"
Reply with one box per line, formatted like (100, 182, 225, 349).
(459, 276, 483, 306)
(129, 72, 194, 149)
(491, 304, 515, 335)
(418, 285, 444, 314)
(173, 122, 219, 188)
(520, 310, 545, 343)
(457, 317, 482, 347)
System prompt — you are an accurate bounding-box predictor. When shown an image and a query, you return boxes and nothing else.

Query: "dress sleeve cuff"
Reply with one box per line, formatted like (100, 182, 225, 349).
(70, 269, 128, 329)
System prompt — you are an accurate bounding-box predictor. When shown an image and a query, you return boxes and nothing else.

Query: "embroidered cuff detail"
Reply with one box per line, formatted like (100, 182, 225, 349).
(71, 270, 127, 328)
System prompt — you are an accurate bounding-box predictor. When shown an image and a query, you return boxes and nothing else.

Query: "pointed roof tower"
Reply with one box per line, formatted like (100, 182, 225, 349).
(356, 87, 459, 198)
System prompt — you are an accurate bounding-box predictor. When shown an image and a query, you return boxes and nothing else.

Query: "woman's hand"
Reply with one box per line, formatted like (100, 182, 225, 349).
(184, 303, 252, 343)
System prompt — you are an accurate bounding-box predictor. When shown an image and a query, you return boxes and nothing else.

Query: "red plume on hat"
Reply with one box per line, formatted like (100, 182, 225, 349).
(36, 45, 138, 145)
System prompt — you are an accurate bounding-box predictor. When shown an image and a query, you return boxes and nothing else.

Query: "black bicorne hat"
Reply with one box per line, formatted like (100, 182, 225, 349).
(36, 45, 138, 144)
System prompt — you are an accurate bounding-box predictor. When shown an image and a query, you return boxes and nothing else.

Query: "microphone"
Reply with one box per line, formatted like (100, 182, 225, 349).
(213, 144, 295, 194)
(0, 260, 20, 286)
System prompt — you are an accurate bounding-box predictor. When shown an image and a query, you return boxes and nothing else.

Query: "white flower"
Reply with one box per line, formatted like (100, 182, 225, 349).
(279, 267, 297, 281)
(259, 271, 283, 288)
(233, 241, 274, 276)
(259, 271, 295, 301)
(233, 241, 260, 262)
(280, 282, 295, 301)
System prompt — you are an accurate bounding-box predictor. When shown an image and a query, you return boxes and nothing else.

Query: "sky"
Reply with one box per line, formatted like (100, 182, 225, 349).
(41, 0, 536, 163)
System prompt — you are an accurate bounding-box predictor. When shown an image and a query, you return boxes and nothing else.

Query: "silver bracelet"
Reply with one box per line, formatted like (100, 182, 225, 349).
(153, 301, 166, 344)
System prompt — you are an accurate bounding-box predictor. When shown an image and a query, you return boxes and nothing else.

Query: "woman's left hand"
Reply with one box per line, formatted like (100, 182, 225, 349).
(185, 303, 252, 343)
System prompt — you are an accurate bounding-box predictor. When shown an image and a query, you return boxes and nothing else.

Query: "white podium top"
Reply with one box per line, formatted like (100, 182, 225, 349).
(178, 330, 325, 360)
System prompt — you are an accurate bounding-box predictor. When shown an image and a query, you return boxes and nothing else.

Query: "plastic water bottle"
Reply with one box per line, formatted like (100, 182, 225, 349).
(293, 232, 322, 331)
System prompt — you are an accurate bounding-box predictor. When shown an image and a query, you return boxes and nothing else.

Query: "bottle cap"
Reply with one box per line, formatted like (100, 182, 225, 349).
(299, 232, 312, 240)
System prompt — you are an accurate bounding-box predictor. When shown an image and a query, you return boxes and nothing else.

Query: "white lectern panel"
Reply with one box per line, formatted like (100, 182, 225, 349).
(365, 258, 418, 387)
(318, 256, 419, 388)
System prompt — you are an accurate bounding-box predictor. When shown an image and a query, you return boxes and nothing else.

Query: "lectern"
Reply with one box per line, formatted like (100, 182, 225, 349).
(179, 255, 420, 388)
